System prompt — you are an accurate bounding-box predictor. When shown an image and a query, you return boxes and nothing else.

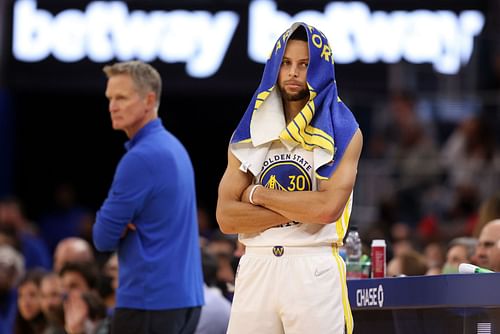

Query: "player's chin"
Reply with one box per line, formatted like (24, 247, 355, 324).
(286, 92, 308, 102)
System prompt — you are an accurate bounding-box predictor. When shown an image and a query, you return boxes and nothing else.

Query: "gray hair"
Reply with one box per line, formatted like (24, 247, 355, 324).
(448, 237, 478, 260)
(0, 245, 25, 285)
(103, 61, 162, 110)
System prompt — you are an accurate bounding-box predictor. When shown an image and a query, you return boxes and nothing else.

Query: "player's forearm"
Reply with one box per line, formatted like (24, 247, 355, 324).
(251, 187, 347, 225)
(216, 200, 290, 234)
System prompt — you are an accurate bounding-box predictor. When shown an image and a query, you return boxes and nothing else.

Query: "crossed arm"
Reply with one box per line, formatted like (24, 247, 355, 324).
(216, 128, 363, 234)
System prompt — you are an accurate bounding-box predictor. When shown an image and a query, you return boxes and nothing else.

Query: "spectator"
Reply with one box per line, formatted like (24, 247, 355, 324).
(423, 242, 446, 275)
(489, 239, 500, 272)
(442, 237, 478, 274)
(58, 262, 109, 334)
(387, 249, 428, 277)
(63, 291, 108, 334)
(475, 219, 500, 270)
(205, 233, 237, 301)
(59, 262, 100, 295)
(0, 245, 25, 334)
(14, 269, 48, 334)
(195, 251, 231, 334)
(40, 273, 65, 334)
(53, 238, 95, 273)
(101, 253, 118, 312)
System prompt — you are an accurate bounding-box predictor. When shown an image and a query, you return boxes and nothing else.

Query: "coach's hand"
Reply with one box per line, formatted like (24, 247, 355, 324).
(121, 223, 136, 239)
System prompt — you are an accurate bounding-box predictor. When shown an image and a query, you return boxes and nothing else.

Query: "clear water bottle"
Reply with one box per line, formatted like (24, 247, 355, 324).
(344, 225, 362, 279)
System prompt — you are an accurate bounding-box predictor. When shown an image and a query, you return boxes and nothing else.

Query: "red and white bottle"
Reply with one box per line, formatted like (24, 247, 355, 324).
(371, 239, 386, 278)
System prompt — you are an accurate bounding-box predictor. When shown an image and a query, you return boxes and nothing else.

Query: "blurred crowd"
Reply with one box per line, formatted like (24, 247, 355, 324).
(0, 191, 237, 334)
(358, 89, 500, 278)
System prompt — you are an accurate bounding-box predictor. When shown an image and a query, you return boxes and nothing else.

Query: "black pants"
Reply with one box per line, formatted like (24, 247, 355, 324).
(110, 307, 201, 334)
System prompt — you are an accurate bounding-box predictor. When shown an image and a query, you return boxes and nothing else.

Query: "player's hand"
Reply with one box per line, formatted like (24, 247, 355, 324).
(120, 222, 136, 239)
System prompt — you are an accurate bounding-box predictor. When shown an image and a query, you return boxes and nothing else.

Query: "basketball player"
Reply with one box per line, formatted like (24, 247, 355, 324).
(216, 23, 362, 334)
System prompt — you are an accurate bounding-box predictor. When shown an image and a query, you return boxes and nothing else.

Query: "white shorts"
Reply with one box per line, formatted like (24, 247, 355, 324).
(227, 245, 353, 334)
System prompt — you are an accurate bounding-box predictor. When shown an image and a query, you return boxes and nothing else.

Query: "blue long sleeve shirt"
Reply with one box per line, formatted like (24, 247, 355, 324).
(93, 119, 204, 310)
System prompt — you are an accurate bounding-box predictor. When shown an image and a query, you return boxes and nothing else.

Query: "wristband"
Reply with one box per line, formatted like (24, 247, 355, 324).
(249, 184, 262, 205)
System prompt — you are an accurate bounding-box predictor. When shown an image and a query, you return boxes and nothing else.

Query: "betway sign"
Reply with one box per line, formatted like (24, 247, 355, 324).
(13, 0, 485, 77)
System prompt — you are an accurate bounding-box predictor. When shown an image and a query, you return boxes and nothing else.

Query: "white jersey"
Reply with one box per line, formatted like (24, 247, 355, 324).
(239, 141, 351, 247)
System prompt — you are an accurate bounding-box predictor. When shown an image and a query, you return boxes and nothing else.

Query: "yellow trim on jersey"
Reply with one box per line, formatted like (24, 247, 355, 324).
(333, 247, 353, 334)
(334, 194, 352, 244)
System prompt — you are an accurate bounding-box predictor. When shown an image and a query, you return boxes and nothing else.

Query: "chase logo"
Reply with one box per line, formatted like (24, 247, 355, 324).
(272, 246, 284, 257)
(259, 161, 311, 192)
(356, 284, 384, 308)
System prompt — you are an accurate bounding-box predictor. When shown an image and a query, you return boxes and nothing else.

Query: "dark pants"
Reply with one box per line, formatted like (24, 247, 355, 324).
(111, 307, 201, 334)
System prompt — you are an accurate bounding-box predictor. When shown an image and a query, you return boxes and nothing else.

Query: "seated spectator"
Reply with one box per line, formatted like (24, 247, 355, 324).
(195, 251, 231, 334)
(387, 249, 428, 277)
(63, 290, 108, 334)
(205, 232, 237, 301)
(0, 245, 25, 334)
(423, 242, 446, 275)
(489, 239, 500, 272)
(14, 269, 48, 334)
(53, 238, 95, 274)
(442, 237, 478, 274)
(40, 273, 65, 334)
(475, 219, 500, 271)
(59, 262, 100, 295)
(59, 262, 109, 334)
(101, 253, 118, 313)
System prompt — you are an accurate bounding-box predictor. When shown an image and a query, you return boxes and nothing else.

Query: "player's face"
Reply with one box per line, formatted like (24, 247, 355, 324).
(105, 74, 150, 138)
(278, 40, 309, 102)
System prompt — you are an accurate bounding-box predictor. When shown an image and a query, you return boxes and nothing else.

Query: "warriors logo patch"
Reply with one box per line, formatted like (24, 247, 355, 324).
(272, 246, 284, 257)
(259, 161, 312, 192)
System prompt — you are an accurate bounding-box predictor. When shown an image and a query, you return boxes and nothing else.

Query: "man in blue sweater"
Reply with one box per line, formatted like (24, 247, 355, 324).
(93, 61, 204, 334)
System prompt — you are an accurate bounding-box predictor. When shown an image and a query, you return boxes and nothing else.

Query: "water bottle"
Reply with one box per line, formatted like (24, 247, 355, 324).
(344, 225, 362, 279)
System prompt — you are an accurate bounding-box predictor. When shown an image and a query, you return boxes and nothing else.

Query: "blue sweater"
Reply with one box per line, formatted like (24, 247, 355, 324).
(93, 119, 204, 310)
